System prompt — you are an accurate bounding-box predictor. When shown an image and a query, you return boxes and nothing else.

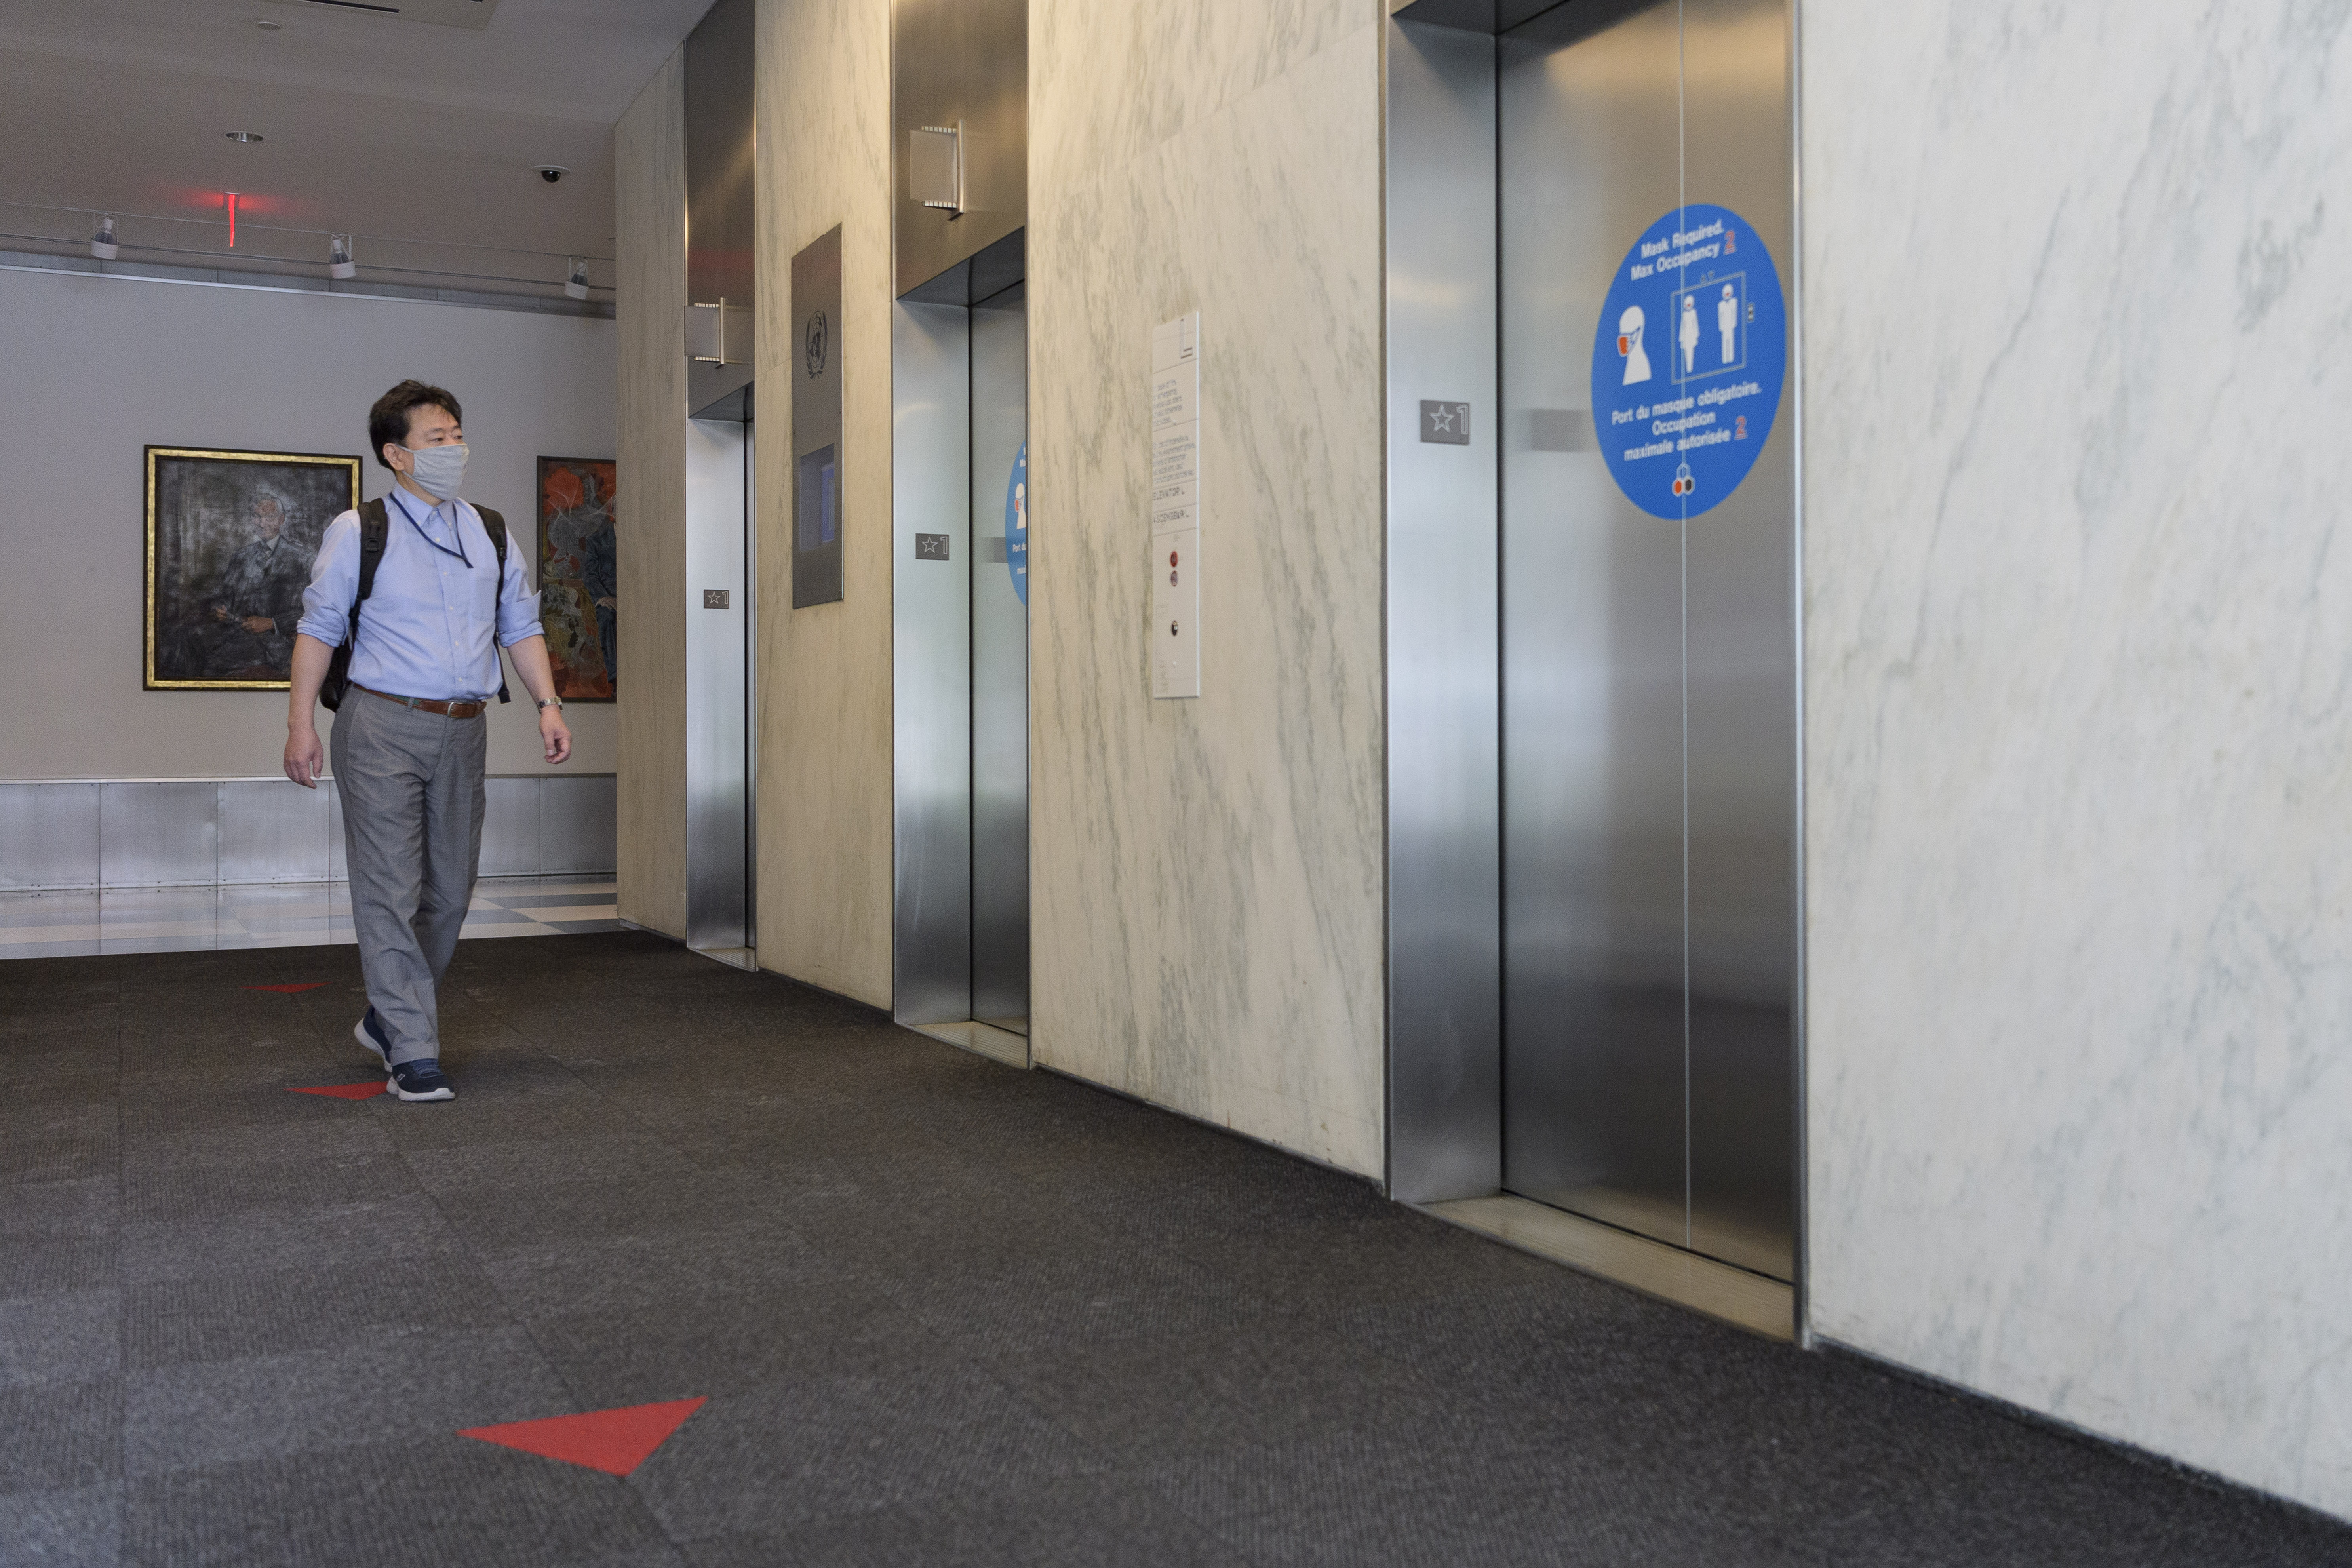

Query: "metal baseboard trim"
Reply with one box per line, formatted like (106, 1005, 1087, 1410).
(1421, 1194, 1794, 1342)
(905, 1020, 1031, 1069)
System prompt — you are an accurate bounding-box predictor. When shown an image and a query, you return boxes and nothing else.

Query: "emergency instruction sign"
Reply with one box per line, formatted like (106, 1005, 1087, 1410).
(1589, 203, 1785, 520)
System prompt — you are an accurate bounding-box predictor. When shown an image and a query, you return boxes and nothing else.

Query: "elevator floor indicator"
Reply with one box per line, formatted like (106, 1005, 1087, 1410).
(1590, 204, 1785, 519)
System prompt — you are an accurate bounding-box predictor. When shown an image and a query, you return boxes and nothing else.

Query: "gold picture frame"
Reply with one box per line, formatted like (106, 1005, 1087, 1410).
(144, 446, 362, 691)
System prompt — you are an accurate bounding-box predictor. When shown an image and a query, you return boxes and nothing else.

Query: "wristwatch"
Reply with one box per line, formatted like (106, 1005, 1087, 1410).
(536, 696, 563, 712)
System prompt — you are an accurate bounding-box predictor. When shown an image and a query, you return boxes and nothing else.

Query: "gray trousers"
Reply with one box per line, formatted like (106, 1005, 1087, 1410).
(331, 692, 488, 1066)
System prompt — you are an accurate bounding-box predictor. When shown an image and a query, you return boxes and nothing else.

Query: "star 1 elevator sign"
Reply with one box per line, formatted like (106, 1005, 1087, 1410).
(1590, 203, 1785, 520)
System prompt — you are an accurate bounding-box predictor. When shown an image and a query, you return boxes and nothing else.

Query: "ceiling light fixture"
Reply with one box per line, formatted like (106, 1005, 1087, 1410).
(226, 131, 265, 144)
(564, 257, 590, 301)
(90, 215, 118, 261)
(329, 235, 356, 280)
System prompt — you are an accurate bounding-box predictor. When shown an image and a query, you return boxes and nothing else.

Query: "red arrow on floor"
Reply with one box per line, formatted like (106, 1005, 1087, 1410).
(285, 1082, 386, 1100)
(459, 1398, 708, 1477)
(245, 984, 326, 993)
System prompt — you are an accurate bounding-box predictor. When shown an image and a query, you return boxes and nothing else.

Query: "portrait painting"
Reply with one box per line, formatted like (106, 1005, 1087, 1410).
(144, 447, 360, 690)
(536, 456, 618, 701)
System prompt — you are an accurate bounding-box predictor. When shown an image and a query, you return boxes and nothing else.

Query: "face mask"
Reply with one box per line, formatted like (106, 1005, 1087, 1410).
(403, 441, 468, 500)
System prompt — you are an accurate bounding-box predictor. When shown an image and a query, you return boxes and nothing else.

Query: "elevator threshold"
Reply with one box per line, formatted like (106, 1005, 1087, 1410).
(906, 1019, 1031, 1069)
(1420, 1195, 1793, 1342)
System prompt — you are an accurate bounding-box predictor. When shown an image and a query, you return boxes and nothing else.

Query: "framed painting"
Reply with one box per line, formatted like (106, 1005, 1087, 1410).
(144, 446, 361, 690)
(536, 456, 618, 701)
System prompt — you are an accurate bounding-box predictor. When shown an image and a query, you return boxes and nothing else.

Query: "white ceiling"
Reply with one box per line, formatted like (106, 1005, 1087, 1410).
(0, 0, 712, 290)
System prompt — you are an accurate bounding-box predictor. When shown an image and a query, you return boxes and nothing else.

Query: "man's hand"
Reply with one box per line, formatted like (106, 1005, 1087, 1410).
(505, 636, 574, 765)
(242, 616, 274, 634)
(284, 636, 333, 781)
(539, 706, 573, 765)
(285, 723, 325, 788)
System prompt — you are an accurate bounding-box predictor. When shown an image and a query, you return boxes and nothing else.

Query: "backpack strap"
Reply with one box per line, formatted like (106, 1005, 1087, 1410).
(354, 497, 389, 620)
(475, 505, 513, 705)
(478, 506, 509, 572)
(318, 499, 388, 714)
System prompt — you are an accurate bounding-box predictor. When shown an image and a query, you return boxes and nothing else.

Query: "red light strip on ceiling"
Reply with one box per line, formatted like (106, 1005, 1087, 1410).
(225, 192, 239, 247)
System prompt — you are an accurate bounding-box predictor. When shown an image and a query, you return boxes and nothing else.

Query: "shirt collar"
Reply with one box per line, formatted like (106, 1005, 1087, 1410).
(387, 485, 449, 530)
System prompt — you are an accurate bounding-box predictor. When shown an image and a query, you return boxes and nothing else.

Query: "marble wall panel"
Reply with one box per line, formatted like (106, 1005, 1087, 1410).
(615, 51, 690, 940)
(1030, 12, 1387, 1176)
(751, 0, 896, 1007)
(1028, 0, 1371, 191)
(1801, 0, 2352, 1519)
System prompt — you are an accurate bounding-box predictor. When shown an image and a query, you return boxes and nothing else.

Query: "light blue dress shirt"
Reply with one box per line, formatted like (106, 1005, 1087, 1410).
(297, 487, 544, 702)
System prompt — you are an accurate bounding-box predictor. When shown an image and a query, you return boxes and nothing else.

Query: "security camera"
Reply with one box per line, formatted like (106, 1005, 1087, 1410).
(537, 165, 569, 184)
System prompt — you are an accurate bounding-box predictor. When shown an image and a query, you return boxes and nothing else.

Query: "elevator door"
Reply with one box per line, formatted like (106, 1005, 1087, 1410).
(969, 282, 1029, 1034)
(684, 402, 754, 961)
(1498, 0, 1796, 1280)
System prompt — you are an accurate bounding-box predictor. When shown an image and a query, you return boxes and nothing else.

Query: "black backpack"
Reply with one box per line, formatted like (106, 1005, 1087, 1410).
(320, 497, 512, 711)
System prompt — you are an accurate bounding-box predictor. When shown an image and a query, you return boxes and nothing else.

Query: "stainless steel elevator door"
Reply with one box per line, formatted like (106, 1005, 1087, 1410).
(969, 282, 1030, 1034)
(1498, 0, 1796, 1281)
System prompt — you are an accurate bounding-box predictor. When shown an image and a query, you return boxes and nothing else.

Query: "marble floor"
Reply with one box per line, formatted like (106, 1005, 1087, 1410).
(0, 876, 621, 961)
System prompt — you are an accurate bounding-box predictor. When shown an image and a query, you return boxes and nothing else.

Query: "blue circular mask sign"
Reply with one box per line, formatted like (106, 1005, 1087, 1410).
(1591, 204, 1785, 520)
(1005, 441, 1028, 606)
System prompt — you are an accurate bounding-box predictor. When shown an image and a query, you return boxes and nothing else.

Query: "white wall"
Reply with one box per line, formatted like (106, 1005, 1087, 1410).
(0, 263, 617, 781)
(1802, 0, 2352, 1520)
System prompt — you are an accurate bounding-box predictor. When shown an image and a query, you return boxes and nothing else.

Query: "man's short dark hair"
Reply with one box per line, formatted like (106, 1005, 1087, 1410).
(368, 381, 463, 470)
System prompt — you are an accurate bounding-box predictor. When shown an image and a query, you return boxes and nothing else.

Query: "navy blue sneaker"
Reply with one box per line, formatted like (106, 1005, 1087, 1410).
(354, 1008, 392, 1066)
(386, 1059, 455, 1102)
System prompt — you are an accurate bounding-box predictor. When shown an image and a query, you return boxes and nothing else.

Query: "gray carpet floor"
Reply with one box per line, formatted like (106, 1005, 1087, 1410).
(3, 930, 2347, 1567)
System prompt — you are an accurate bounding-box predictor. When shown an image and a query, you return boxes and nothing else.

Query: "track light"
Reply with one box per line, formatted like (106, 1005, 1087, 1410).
(328, 234, 355, 280)
(564, 257, 590, 301)
(90, 215, 118, 261)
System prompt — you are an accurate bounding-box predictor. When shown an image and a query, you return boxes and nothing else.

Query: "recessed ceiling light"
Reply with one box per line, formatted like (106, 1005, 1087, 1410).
(252, 18, 283, 29)
(226, 131, 265, 143)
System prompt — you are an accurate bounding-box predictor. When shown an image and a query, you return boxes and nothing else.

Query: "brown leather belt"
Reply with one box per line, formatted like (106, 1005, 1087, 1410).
(357, 684, 487, 719)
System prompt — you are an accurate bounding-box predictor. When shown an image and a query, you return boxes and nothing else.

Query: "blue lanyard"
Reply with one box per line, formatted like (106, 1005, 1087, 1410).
(388, 488, 472, 568)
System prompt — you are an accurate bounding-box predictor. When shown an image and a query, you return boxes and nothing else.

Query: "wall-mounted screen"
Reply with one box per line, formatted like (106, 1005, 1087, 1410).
(796, 445, 837, 552)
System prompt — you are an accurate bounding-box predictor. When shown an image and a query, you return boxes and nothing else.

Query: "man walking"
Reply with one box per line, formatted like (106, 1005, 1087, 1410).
(282, 381, 573, 1101)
